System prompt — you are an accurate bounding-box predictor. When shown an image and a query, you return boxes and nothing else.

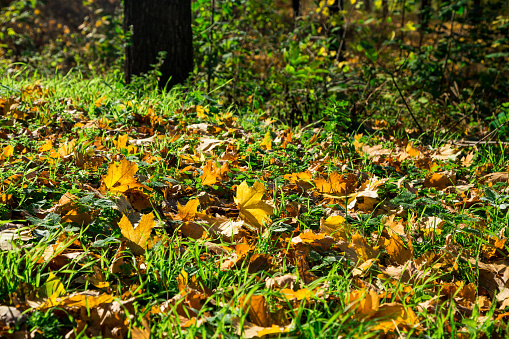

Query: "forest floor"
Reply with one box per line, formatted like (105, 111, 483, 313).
(0, 71, 509, 338)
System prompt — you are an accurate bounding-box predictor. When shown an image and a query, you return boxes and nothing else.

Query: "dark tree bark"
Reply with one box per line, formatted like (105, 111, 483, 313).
(381, 0, 388, 20)
(328, 0, 344, 15)
(364, 0, 372, 12)
(419, 0, 430, 27)
(471, 0, 482, 21)
(419, 0, 431, 47)
(124, 0, 193, 90)
(292, 0, 300, 18)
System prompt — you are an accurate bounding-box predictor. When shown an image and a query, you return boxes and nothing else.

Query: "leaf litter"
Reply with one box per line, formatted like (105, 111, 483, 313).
(1, 83, 509, 338)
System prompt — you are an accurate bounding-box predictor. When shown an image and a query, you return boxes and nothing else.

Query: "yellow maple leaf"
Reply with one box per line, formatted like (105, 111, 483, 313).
(384, 233, 413, 265)
(178, 199, 200, 221)
(39, 272, 67, 309)
(200, 160, 228, 186)
(114, 134, 137, 154)
(0, 145, 14, 160)
(320, 215, 349, 240)
(351, 232, 379, 263)
(371, 302, 418, 332)
(58, 139, 76, 157)
(118, 212, 157, 255)
(62, 293, 113, 308)
(349, 289, 379, 316)
(38, 140, 53, 152)
(234, 181, 273, 228)
(102, 159, 150, 193)
(260, 131, 272, 151)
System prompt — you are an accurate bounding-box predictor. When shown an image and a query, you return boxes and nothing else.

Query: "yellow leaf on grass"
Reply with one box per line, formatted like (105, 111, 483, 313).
(114, 134, 137, 154)
(177, 269, 188, 292)
(424, 170, 456, 190)
(62, 293, 113, 308)
(372, 302, 418, 332)
(102, 159, 150, 193)
(234, 181, 274, 228)
(178, 199, 200, 221)
(39, 272, 67, 309)
(200, 160, 229, 186)
(118, 212, 157, 255)
(38, 140, 53, 152)
(384, 233, 413, 265)
(257, 324, 285, 336)
(58, 139, 76, 157)
(280, 288, 313, 301)
(405, 143, 421, 158)
(349, 289, 379, 316)
(131, 325, 151, 339)
(320, 215, 348, 240)
(40, 272, 66, 299)
(260, 131, 272, 151)
(196, 105, 208, 119)
(351, 232, 379, 263)
(1, 145, 14, 160)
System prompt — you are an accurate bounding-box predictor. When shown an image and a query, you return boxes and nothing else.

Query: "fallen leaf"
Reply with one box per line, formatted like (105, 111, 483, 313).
(384, 232, 413, 265)
(320, 215, 348, 240)
(351, 232, 379, 263)
(61, 292, 114, 308)
(0, 305, 28, 327)
(349, 289, 379, 316)
(371, 302, 418, 332)
(200, 160, 229, 186)
(178, 199, 200, 221)
(197, 137, 223, 153)
(424, 170, 456, 190)
(0, 227, 32, 251)
(118, 212, 158, 255)
(232, 319, 292, 339)
(483, 172, 508, 184)
(102, 158, 150, 193)
(383, 214, 406, 236)
(234, 181, 274, 228)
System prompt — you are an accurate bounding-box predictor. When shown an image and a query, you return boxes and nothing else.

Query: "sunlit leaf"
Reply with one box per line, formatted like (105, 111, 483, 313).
(260, 131, 272, 150)
(118, 212, 157, 255)
(102, 158, 150, 193)
(178, 198, 200, 221)
(234, 181, 273, 228)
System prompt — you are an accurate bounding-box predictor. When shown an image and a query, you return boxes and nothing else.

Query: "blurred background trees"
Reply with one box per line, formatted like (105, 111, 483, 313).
(1, 0, 508, 138)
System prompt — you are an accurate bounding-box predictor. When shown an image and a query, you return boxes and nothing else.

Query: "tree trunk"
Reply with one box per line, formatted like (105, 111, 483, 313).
(471, 0, 482, 21)
(364, 0, 372, 12)
(292, 0, 300, 18)
(419, 0, 430, 27)
(124, 0, 193, 90)
(381, 0, 388, 20)
(329, 0, 343, 15)
(419, 0, 431, 47)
